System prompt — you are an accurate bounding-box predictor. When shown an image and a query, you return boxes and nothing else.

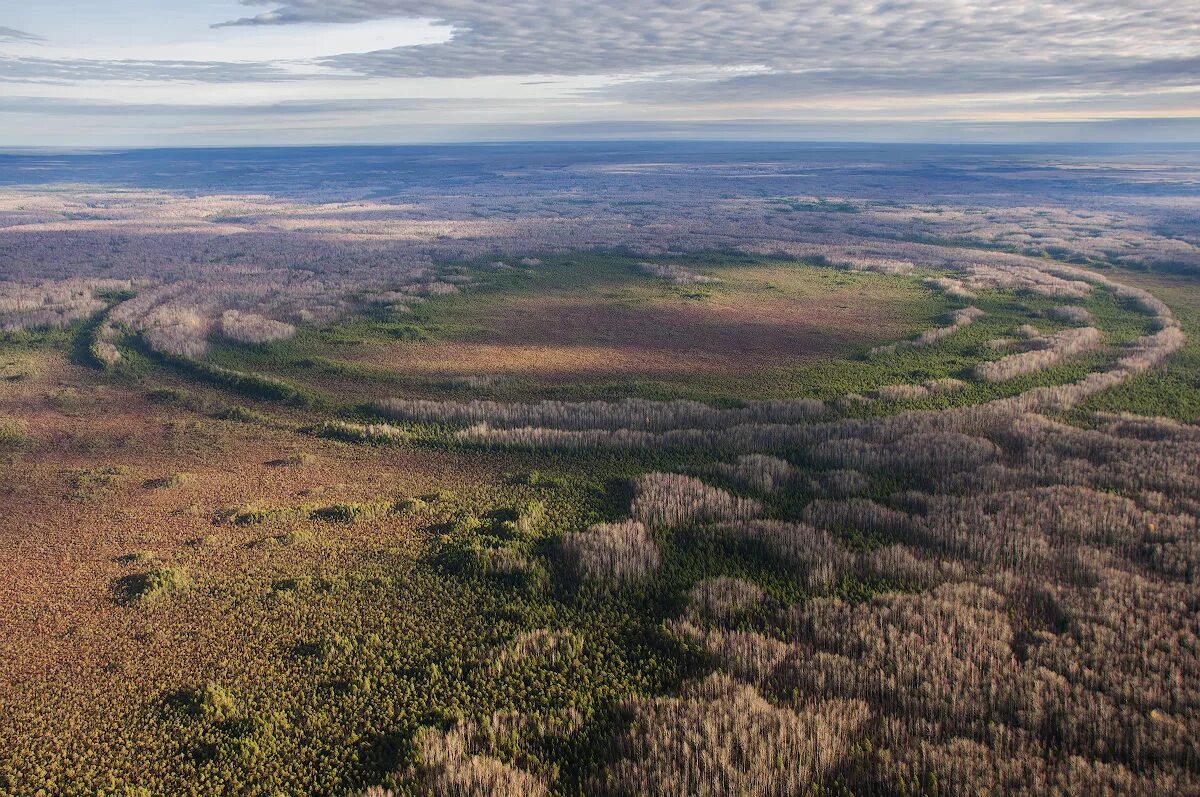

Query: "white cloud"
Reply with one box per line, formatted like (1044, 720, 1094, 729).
(0, 16, 450, 63)
(1, 0, 1198, 144)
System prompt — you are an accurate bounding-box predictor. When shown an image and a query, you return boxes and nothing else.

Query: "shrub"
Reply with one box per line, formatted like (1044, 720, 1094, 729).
(192, 683, 239, 723)
(217, 405, 271, 424)
(66, 466, 127, 499)
(0, 417, 27, 450)
(274, 451, 318, 466)
(146, 387, 191, 404)
(311, 421, 410, 444)
(143, 472, 188, 489)
(229, 506, 303, 526)
(311, 502, 392, 524)
(121, 566, 191, 603)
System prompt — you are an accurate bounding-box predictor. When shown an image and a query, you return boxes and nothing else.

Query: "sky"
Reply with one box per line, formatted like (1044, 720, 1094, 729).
(1, 0, 1198, 147)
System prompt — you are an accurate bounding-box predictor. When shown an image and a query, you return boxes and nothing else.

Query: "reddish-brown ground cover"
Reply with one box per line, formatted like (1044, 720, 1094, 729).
(0, 353, 493, 688)
(347, 289, 908, 380)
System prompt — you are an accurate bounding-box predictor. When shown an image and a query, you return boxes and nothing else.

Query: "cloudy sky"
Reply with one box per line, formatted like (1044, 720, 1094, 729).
(2, 0, 1198, 146)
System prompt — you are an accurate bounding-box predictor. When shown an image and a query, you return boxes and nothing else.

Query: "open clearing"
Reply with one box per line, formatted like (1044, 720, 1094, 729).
(316, 260, 945, 400)
(347, 289, 910, 377)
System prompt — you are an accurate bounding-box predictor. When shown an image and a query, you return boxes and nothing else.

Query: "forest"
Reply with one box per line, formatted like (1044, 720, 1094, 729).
(0, 143, 1198, 795)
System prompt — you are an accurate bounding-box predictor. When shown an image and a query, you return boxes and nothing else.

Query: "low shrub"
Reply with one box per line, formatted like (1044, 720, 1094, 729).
(119, 566, 191, 604)
(191, 683, 240, 723)
(311, 421, 410, 444)
(143, 472, 189, 489)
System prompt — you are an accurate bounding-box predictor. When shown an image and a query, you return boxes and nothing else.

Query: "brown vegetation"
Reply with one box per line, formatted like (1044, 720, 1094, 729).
(356, 290, 908, 381)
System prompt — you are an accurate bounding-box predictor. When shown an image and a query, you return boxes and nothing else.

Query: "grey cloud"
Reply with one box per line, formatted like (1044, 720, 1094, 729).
(0, 96, 494, 116)
(509, 117, 1200, 145)
(208, 0, 1200, 88)
(3, 0, 1198, 138)
(0, 26, 44, 43)
(598, 56, 1200, 106)
(0, 57, 315, 84)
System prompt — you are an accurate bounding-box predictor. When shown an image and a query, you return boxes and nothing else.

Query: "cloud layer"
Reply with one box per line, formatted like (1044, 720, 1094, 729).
(0, 26, 42, 44)
(250, 0, 1200, 81)
(1, 1, 1198, 145)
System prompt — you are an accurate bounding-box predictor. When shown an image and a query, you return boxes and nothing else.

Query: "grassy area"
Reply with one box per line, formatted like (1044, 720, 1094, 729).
(198, 253, 952, 404)
(183, 252, 1158, 414)
(1069, 269, 1200, 422)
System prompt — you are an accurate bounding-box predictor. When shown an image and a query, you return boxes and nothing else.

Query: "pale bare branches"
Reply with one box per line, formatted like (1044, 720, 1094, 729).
(974, 326, 1103, 382)
(594, 673, 869, 796)
(0, 278, 130, 331)
(561, 520, 660, 584)
(712, 454, 797, 493)
(379, 397, 826, 432)
(636, 261, 722, 285)
(631, 473, 761, 530)
(393, 725, 550, 797)
(871, 306, 985, 356)
(218, 310, 296, 345)
(1049, 304, 1095, 325)
(141, 306, 210, 358)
